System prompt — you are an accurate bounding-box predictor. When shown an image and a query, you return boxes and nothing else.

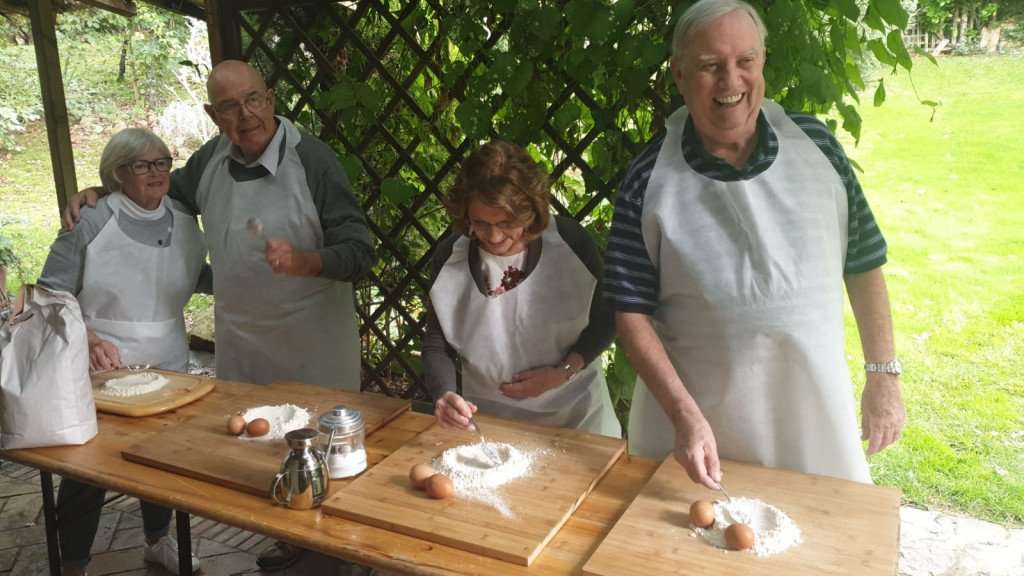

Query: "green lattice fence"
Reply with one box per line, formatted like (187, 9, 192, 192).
(224, 0, 677, 401)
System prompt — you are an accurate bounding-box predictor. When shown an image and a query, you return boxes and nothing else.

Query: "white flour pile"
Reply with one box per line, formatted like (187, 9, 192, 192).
(693, 497, 802, 557)
(241, 404, 310, 441)
(102, 372, 169, 397)
(432, 442, 535, 518)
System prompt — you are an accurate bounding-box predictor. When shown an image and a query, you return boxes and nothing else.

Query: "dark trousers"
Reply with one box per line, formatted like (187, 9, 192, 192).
(56, 477, 173, 568)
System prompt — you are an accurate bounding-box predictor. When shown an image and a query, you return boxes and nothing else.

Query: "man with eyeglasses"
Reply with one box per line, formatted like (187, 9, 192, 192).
(67, 60, 373, 395)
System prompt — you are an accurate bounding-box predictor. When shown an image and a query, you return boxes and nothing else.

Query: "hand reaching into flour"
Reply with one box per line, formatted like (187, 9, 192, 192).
(87, 330, 121, 372)
(434, 391, 478, 431)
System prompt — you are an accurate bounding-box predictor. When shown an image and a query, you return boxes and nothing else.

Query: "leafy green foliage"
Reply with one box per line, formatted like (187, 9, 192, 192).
(244, 0, 914, 401)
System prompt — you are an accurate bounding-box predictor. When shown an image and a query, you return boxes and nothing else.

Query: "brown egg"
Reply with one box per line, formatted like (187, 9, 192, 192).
(689, 499, 715, 528)
(425, 473, 453, 499)
(409, 463, 435, 490)
(246, 417, 270, 437)
(226, 414, 246, 436)
(725, 522, 755, 551)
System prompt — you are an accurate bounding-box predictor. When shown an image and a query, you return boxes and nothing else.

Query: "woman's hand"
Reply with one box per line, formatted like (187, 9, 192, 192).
(88, 335, 122, 372)
(499, 366, 568, 399)
(434, 391, 477, 430)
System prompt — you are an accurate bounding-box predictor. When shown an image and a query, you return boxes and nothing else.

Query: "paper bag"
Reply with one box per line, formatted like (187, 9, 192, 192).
(0, 284, 97, 449)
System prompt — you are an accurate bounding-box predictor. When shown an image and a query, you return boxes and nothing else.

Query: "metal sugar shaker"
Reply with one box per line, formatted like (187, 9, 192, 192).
(270, 428, 330, 509)
(317, 405, 367, 479)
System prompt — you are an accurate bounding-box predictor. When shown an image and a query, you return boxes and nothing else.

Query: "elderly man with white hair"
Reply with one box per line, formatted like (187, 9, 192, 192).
(605, 0, 905, 488)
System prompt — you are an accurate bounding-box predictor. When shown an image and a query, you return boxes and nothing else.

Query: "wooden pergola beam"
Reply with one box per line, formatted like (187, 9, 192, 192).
(79, 0, 136, 17)
(28, 0, 76, 218)
(205, 0, 239, 63)
(140, 0, 204, 19)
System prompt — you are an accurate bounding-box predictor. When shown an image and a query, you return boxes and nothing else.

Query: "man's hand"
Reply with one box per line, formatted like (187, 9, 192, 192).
(861, 373, 905, 455)
(499, 366, 567, 399)
(89, 337, 121, 372)
(434, 391, 477, 431)
(672, 408, 722, 490)
(62, 187, 102, 230)
(265, 239, 322, 277)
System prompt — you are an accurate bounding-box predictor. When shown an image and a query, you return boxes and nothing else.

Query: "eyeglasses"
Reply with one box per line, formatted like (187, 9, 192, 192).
(124, 157, 173, 175)
(212, 90, 271, 118)
(469, 219, 521, 235)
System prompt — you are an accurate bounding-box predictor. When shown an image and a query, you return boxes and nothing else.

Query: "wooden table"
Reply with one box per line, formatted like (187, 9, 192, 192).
(0, 378, 659, 575)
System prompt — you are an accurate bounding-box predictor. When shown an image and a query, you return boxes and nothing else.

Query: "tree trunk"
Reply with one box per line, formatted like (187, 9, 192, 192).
(989, 25, 1002, 53)
(118, 34, 129, 81)
(950, 7, 959, 45)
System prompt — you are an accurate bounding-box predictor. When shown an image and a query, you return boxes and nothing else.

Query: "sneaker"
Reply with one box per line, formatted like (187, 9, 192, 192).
(256, 541, 304, 572)
(144, 535, 201, 574)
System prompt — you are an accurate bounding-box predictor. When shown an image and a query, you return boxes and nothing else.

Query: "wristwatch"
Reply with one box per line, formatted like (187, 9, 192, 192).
(559, 362, 579, 382)
(864, 359, 902, 376)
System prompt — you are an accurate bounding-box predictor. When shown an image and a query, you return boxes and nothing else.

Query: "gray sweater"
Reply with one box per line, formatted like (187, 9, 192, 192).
(38, 197, 211, 295)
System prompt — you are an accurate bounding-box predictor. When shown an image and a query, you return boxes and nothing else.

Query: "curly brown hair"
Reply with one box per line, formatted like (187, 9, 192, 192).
(446, 139, 551, 239)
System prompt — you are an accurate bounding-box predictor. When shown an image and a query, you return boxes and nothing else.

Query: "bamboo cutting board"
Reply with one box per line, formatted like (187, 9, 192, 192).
(582, 456, 901, 576)
(323, 416, 625, 566)
(121, 381, 408, 496)
(92, 369, 215, 417)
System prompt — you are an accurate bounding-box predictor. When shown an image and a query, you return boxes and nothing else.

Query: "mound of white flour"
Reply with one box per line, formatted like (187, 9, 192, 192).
(102, 372, 169, 397)
(693, 496, 802, 557)
(240, 404, 310, 441)
(432, 442, 536, 518)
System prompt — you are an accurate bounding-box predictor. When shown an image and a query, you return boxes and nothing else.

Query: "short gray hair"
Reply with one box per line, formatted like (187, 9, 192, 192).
(98, 128, 171, 193)
(671, 0, 768, 62)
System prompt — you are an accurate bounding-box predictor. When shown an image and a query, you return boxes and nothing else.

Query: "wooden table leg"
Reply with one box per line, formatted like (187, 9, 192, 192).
(39, 471, 61, 576)
(176, 510, 192, 574)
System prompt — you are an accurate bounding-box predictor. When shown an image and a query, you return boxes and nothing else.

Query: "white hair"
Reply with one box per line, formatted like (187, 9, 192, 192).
(671, 0, 768, 62)
(98, 128, 171, 193)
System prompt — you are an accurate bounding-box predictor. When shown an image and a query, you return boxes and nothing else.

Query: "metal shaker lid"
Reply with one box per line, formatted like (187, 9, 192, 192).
(318, 405, 364, 434)
(284, 428, 319, 450)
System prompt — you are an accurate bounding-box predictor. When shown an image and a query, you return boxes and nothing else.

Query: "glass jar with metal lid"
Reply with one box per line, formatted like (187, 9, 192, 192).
(317, 405, 367, 479)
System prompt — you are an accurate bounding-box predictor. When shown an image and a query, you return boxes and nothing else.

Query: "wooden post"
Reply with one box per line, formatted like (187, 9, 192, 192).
(206, 0, 243, 65)
(28, 0, 76, 218)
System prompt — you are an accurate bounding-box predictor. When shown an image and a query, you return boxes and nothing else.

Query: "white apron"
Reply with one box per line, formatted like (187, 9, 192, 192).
(431, 219, 620, 437)
(629, 102, 871, 482)
(77, 193, 205, 372)
(196, 119, 360, 389)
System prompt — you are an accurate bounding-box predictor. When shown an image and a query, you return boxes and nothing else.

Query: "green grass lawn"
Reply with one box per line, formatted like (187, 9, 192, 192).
(1, 53, 1021, 525)
(840, 55, 1024, 525)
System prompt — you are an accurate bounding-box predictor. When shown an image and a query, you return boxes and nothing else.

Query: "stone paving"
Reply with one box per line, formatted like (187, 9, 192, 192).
(2, 456, 1021, 575)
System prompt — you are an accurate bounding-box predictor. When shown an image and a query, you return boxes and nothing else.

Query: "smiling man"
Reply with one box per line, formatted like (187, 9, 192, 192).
(604, 0, 905, 487)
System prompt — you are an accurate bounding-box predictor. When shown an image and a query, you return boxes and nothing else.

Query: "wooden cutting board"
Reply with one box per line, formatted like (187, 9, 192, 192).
(121, 381, 408, 497)
(92, 369, 215, 417)
(582, 456, 901, 576)
(323, 416, 625, 566)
